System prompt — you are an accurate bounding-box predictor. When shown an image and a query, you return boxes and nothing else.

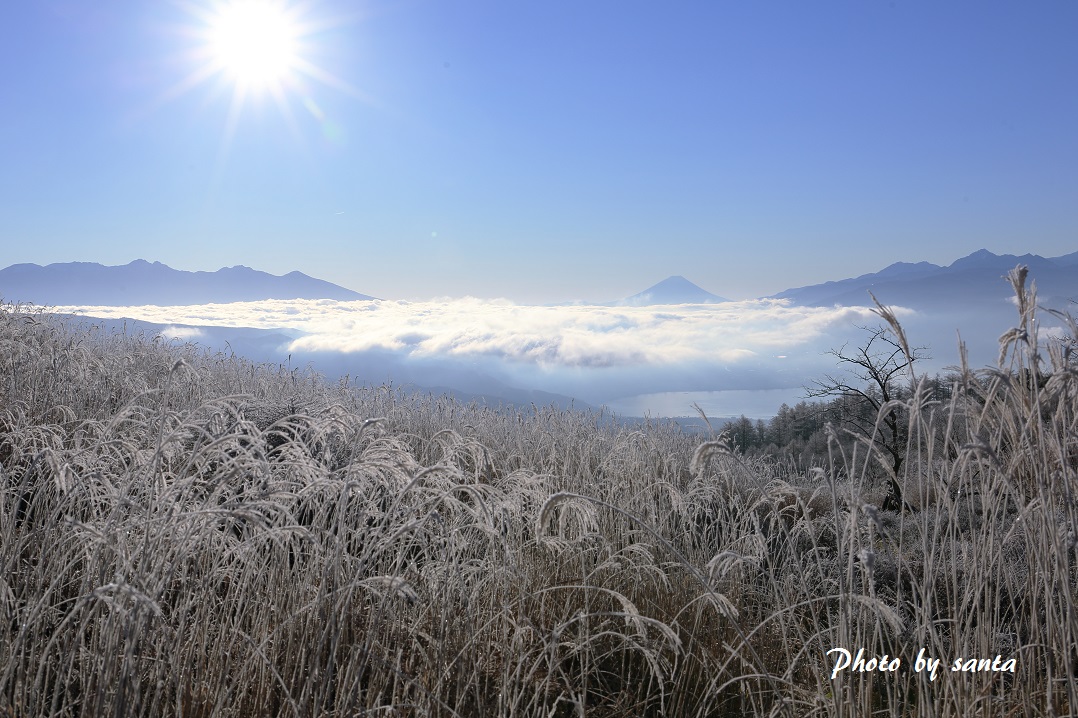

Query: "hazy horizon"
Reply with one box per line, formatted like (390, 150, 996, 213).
(3, 246, 1069, 305)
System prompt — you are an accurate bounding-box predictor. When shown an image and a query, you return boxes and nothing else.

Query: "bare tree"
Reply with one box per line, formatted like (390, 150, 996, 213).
(805, 325, 927, 511)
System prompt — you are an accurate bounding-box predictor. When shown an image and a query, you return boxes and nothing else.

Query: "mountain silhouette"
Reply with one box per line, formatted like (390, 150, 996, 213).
(0, 260, 375, 306)
(621, 276, 729, 305)
(769, 249, 1078, 310)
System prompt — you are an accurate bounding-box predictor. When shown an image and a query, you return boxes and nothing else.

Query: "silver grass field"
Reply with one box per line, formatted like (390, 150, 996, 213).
(2, 269, 1076, 717)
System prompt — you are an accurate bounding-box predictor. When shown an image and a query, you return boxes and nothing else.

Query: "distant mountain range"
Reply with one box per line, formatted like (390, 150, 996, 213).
(613, 249, 1078, 310)
(3, 251, 1073, 419)
(3, 251, 1073, 312)
(0, 260, 374, 306)
(770, 249, 1078, 310)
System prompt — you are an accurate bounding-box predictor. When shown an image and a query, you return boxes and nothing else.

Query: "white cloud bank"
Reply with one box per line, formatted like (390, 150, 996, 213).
(55, 297, 884, 369)
(54, 298, 935, 414)
(159, 325, 205, 340)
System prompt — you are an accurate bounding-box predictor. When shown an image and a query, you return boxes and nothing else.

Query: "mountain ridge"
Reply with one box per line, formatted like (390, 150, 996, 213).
(768, 249, 1078, 310)
(0, 259, 374, 306)
(5, 250, 1074, 311)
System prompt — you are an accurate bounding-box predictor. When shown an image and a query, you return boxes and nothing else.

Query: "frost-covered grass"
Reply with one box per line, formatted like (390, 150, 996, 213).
(1, 269, 1076, 717)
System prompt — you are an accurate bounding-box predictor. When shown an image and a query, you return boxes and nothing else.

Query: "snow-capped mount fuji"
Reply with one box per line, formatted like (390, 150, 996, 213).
(0, 260, 375, 306)
(620, 276, 729, 305)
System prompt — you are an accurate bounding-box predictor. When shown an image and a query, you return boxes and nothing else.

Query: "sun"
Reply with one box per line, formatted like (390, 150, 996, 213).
(207, 1, 300, 91)
(154, 0, 362, 157)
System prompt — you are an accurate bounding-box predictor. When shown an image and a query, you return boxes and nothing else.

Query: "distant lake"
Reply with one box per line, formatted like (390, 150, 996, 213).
(605, 388, 808, 421)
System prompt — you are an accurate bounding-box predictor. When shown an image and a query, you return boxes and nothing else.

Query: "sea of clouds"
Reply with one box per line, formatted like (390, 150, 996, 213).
(54, 297, 1013, 417)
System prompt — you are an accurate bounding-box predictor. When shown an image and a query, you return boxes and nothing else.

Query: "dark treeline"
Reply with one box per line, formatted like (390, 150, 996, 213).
(725, 374, 958, 467)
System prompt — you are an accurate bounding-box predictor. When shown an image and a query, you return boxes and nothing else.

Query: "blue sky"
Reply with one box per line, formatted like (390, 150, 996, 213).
(2, 0, 1076, 303)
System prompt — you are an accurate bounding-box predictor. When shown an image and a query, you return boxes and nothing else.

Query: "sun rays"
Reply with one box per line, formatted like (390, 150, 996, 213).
(206, 1, 301, 92)
(160, 0, 358, 159)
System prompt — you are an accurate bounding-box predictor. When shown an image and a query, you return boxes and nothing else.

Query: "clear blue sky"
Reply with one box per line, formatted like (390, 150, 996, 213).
(2, 0, 1075, 302)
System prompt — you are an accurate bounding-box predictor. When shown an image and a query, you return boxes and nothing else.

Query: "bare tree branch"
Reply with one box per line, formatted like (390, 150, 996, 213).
(803, 325, 928, 512)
